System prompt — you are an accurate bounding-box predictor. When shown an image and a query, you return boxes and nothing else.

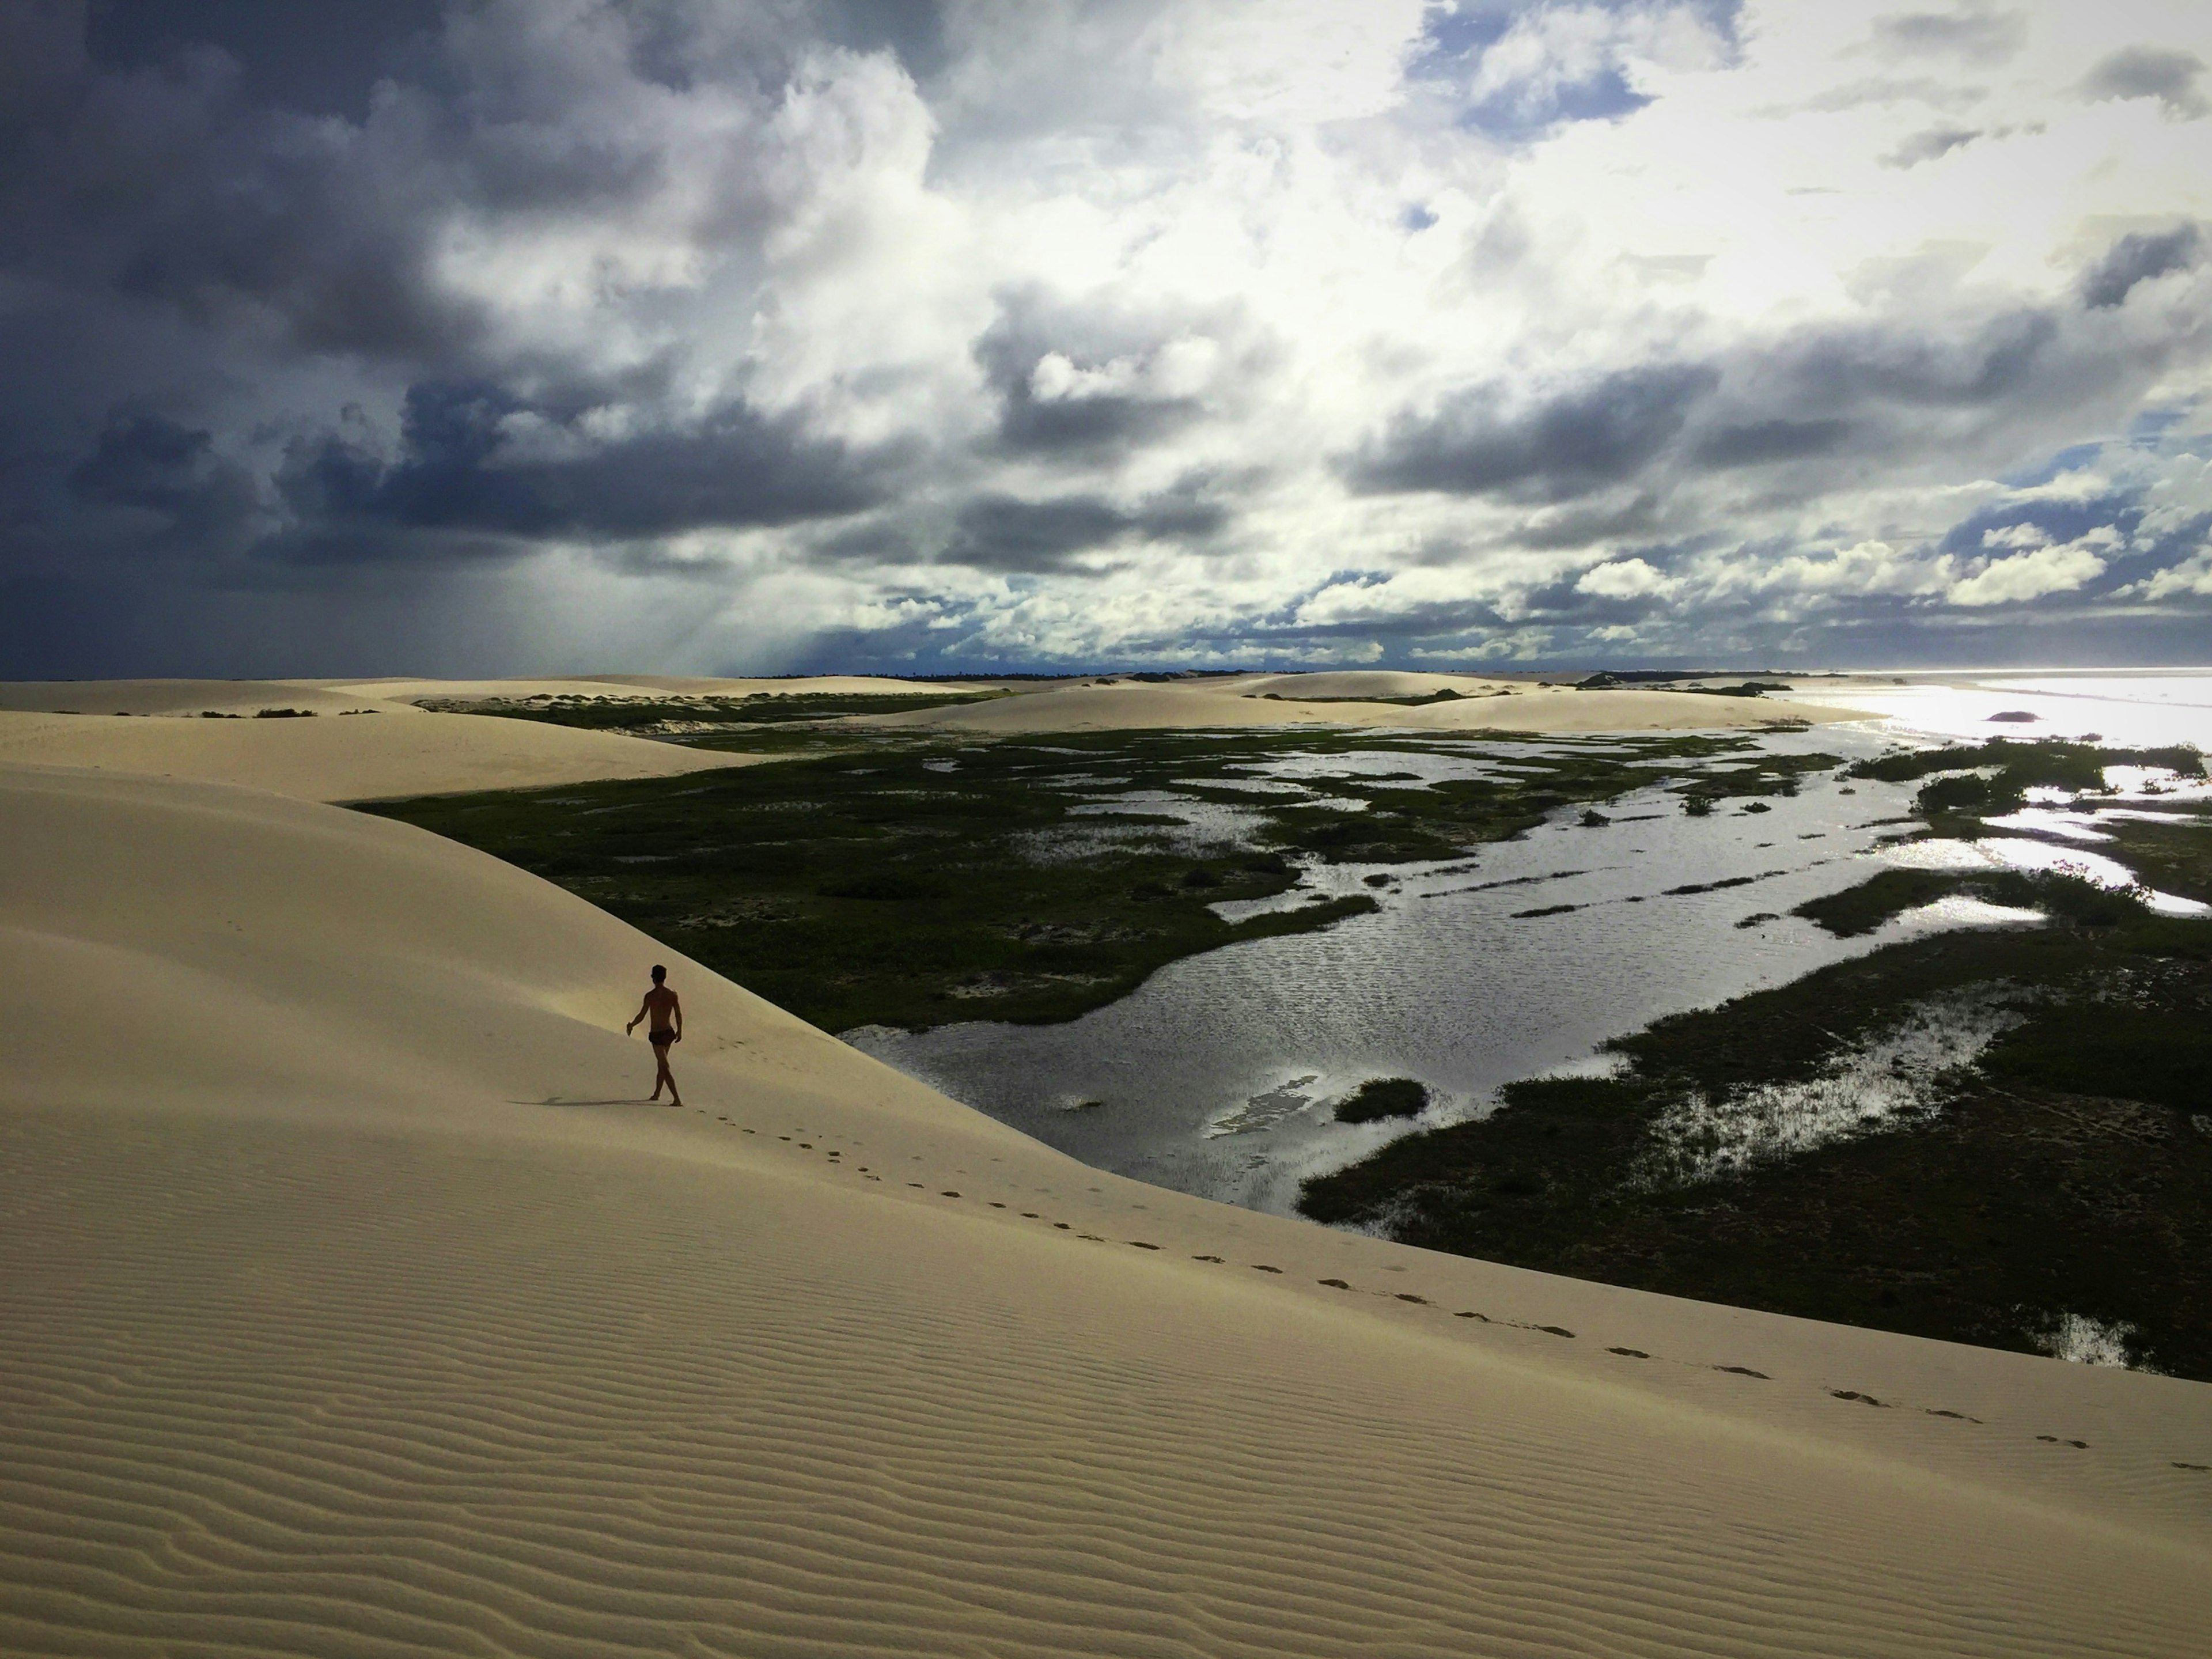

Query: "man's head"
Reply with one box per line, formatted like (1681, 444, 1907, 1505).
(650, 964, 666, 984)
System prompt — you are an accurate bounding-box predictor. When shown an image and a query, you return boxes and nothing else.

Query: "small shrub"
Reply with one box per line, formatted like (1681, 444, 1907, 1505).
(1336, 1077, 1430, 1123)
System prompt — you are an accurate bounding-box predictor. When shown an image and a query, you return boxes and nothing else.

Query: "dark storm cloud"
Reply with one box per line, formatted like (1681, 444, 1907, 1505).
(1768, 308, 2065, 409)
(2080, 224, 2205, 309)
(268, 382, 891, 555)
(1346, 365, 1718, 500)
(2080, 45, 2209, 120)
(67, 410, 260, 552)
(3, 0, 2210, 678)
(84, 0, 448, 120)
(0, 29, 474, 362)
(943, 489, 1227, 573)
(1691, 418, 1853, 468)
(56, 382, 891, 572)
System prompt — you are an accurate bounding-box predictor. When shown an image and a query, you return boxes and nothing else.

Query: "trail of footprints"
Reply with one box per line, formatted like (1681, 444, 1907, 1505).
(683, 1104, 2206, 1472)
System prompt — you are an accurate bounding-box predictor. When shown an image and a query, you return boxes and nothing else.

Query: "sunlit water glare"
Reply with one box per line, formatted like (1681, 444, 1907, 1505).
(849, 672, 2212, 1214)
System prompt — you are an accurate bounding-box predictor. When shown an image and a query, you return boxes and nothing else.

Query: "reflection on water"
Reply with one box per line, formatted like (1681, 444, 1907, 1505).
(851, 728, 1945, 1211)
(2039, 1311, 2145, 1369)
(1881, 831, 2210, 915)
(1775, 669, 2212, 749)
(849, 679, 2212, 1215)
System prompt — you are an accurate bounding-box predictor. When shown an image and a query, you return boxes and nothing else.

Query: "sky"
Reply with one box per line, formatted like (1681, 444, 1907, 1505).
(3, 0, 2211, 676)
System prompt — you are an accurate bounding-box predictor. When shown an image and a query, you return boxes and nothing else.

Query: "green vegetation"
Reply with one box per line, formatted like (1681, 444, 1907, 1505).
(1304, 742, 2212, 1378)
(1842, 736, 2204, 821)
(1335, 1078, 1430, 1123)
(361, 726, 1830, 1033)
(1791, 867, 2146, 937)
(1301, 914, 2212, 1377)
(2101, 813, 2212, 905)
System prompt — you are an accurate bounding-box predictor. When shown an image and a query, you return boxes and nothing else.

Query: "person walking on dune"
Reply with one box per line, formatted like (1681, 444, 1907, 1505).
(626, 964, 684, 1107)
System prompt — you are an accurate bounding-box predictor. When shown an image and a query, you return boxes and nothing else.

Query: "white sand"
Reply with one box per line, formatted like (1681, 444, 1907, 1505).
(851, 671, 1866, 734)
(0, 704, 753, 802)
(0, 675, 999, 802)
(3, 715, 2209, 1654)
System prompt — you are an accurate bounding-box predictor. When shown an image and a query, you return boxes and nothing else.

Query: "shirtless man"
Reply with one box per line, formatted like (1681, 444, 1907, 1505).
(624, 964, 684, 1107)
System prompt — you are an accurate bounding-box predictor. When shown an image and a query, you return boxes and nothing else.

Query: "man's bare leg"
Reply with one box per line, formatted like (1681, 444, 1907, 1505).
(655, 1047, 683, 1108)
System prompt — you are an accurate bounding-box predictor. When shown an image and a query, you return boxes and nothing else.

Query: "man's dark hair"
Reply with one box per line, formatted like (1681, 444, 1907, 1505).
(650, 964, 666, 983)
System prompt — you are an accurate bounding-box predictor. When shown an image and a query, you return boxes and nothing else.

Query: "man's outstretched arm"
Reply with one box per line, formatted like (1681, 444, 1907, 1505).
(626, 995, 652, 1033)
(671, 993, 683, 1040)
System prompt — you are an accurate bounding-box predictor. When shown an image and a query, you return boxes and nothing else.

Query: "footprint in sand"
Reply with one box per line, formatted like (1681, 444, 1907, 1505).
(1608, 1347, 1650, 1359)
(2036, 1435, 2089, 1448)
(2175, 1461, 2210, 1471)
(1714, 1365, 1769, 1379)
(1252, 1264, 1283, 1274)
(1193, 1254, 1223, 1263)
(1395, 1293, 1428, 1305)
(1128, 1241, 1160, 1249)
(940, 1191, 960, 1198)
(1455, 1311, 1488, 1321)
(1832, 1391, 1889, 1407)
(1319, 1278, 1351, 1289)
(1925, 1409, 1980, 1422)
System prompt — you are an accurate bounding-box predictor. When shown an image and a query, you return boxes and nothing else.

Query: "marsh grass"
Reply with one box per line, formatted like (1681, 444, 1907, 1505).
(1302, 740, 2212, 1378)
(361, 726, 1830, 1033)
(1335, 1078, 1430, 1123)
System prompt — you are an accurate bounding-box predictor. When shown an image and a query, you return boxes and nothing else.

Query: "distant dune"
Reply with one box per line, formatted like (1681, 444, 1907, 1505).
(0, 676, 781, 801)
(3, 681, 2209, 1656)
(851, 669, 1869, 734)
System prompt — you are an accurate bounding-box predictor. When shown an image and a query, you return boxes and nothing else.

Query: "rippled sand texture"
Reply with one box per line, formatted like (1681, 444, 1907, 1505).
(5, 763, 2211, 1657)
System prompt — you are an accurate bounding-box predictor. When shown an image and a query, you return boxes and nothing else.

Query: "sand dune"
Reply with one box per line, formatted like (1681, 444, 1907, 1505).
(854, 672, 1866, 734)
(0, 706, 753, 803)
(4, 755, 2209, 1656)
(327, 672, 968, 703)
(0, 673, 1001, 802)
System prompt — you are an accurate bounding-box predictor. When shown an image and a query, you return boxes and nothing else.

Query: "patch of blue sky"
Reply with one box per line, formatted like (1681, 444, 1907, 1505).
(2126, 408, 2192, 446)
(1410, 1, 1743, 139)
(1997, 441, 2105, 490)
(1281, 569, 1395, 621)
(1937, 495, 2138, 558)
